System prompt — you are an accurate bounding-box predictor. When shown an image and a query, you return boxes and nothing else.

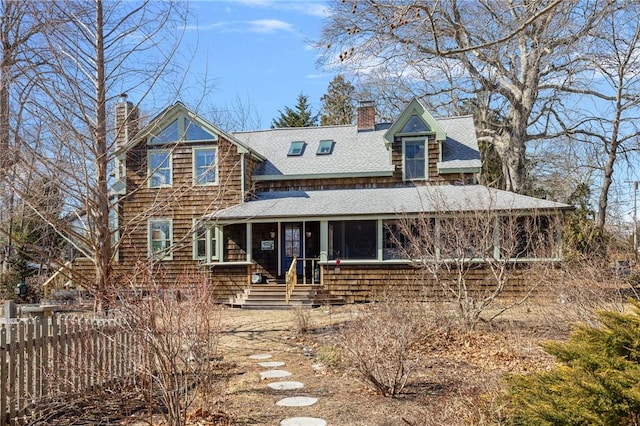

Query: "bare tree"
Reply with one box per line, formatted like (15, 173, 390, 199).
(567, 2, 640, 233)
(389, 194, 561, 331)
(8, 0, 187, 313)
(118, 267, 222, 426)
(318, 0, 609, 194)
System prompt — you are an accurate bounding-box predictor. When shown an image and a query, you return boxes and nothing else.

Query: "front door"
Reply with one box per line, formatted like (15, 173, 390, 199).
(282, 223, 302, 276)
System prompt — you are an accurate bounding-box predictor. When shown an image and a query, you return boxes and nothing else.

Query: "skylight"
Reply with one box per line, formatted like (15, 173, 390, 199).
(317, 140, 334, 155)
(288, 141, 306, 156)
(401, 115, 430, 133)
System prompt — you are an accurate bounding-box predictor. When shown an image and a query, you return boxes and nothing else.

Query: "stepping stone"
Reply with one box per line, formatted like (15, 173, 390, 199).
(268, 381, 304, 391)
(280, 418, 327, 426)
(276, 396, 318, 407)
(260, 369, 292, 379)
(249, 353, 272, 360)
(259, 361, 285, 368)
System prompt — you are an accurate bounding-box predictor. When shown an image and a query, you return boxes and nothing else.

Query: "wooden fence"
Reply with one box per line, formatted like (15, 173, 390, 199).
(0, 315, 139, 425)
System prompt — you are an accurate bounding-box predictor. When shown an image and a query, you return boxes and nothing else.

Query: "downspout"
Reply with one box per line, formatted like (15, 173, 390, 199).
(240, 152, 246, 203)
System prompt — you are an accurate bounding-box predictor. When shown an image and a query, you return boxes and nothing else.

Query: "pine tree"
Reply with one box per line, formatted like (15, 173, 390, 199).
(507, 301, 640, 425)
(320, 74, 356, 126)
(271, 93, 318, 128)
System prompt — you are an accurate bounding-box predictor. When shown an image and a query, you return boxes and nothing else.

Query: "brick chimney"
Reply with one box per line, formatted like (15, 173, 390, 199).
(357, 100, 376, 132)
(115, 93, 139, 148)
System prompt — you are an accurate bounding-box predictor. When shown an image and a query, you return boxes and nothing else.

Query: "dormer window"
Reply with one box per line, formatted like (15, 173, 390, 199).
(401, 115, 430, 133)
(288, 141, 306, 156)
(403, 138, 426, 180)
(317, 140, 334, 155)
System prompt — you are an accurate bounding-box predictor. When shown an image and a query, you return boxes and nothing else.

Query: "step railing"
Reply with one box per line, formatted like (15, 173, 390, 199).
(285, 256, 298, 304)
(42, 261, 73, 297)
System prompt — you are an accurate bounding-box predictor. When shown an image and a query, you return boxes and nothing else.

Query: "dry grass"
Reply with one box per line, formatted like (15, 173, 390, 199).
(36, 274, 637, 425)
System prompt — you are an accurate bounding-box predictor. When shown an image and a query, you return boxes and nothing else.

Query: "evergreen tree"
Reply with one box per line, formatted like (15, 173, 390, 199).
(507, 301, 640, 425)
(320, 74, 356, 125)
(271, 93, 318, 128)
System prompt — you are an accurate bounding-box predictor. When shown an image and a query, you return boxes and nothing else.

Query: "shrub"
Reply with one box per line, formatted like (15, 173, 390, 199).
(339, 301, 427, 397)
(507, 300, 640, 425)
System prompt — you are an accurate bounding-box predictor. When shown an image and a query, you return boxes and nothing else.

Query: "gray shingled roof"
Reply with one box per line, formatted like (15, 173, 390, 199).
(208, 185, 571, 221)
(437, 116, 482, 171)
(233, 125, 394, 179)
(232, 114, 481, 179)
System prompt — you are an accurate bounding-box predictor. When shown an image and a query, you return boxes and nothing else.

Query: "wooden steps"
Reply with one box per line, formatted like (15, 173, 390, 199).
(227, 284, 344, 310)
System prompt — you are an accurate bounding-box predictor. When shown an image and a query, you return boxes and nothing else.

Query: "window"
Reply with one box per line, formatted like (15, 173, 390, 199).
(500, 215, 558, 260)
(288, 141, 306, 156)
(328, 220, 377, 260)
(400, 115, 430, 133)
(149, 117, 217, 144)
(148, 150, 172, 187)
(193, 147, 217, 185)
(317, 140, 334, 155)
(149, 219, 173, 260)
(193, 222, 218, 260)
(403, 138, 426, 180)
(150, 119, 179, 144)
(185, 118, 216, 141)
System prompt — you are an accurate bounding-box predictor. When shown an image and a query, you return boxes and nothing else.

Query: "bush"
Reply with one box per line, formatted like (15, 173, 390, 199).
(339, 301, 427, 397)
(507, 300, 640, 425)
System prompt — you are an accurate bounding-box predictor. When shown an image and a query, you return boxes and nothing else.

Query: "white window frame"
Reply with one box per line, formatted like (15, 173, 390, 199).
(402, 137, 428, 181)
(148, 218, 173, 260)
(148, 149, 172, 188)
(192, 220, 219, 261)
(193, 147, 218, 186)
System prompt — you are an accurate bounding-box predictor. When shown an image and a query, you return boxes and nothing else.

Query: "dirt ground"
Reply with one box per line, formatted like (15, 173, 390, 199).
(200, 302, 572, 426)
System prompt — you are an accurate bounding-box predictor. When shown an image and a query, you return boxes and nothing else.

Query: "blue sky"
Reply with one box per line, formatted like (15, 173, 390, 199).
(182, 0, 332, 129)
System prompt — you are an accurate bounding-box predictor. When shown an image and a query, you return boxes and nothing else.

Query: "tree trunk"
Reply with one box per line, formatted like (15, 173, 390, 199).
(94, 0, 112, 315)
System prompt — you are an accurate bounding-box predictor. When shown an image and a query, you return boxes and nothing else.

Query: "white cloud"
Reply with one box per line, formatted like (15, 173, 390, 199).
(186, 19, 294, 34)
(247, 19, 294, 34)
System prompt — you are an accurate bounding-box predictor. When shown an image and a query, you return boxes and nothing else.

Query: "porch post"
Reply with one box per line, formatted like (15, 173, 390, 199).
(246, 222, 252, 262)
(320, 220, 328, 262)
(377, 219, 383, 261)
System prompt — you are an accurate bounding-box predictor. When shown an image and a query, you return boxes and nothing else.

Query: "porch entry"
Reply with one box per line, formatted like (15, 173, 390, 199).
(282, 223, 302, 276)
(279, 221, 320, 282)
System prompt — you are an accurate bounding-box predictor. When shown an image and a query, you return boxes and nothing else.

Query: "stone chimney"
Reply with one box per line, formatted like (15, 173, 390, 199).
(115, 93, 139, 148)
(357, 100, 376, 131)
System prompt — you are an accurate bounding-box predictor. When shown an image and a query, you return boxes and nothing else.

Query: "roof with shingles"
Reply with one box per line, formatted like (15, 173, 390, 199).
(232, 113, 481, 179)
(208, 185, 571, 221)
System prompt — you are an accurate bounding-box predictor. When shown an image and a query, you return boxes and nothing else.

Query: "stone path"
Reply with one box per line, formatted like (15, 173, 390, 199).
(249, 351, 328, 426)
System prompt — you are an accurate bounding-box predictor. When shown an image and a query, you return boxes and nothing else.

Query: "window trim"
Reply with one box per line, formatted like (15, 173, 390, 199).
(402, 137, 428, 181)
(148, 218, 173, 260)
(193, 220, 219, 261)
(192, 146, 218, 186)
(148, 149, 173, 188)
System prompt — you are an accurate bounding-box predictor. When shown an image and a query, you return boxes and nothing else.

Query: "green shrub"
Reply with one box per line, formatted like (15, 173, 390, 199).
(507, 300, 640, 425)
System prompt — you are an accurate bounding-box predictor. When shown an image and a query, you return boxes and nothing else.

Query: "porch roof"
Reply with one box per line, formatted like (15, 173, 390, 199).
(207, 185, 572, 221)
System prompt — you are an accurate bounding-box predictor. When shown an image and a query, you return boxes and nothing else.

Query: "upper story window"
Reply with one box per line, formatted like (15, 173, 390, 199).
(148, 150, 172, 188)
(288, 141, 306, 156)
(193, 147, 217, 185)
(317, 140, 335, 155)
(400, 115, 430, 134)
(149, 116, 217, 144)
(150, 119, 179, 144)
(149, 218, 173, 260)
(403, 138, 426, 180)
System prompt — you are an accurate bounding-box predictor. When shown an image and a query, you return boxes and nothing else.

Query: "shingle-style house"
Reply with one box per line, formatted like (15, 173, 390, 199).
(69, 96, 571, 305)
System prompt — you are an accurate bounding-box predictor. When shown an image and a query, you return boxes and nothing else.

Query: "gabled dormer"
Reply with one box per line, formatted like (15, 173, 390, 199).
(116, 101, 263, 192)
(384, 98, 480, 182)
